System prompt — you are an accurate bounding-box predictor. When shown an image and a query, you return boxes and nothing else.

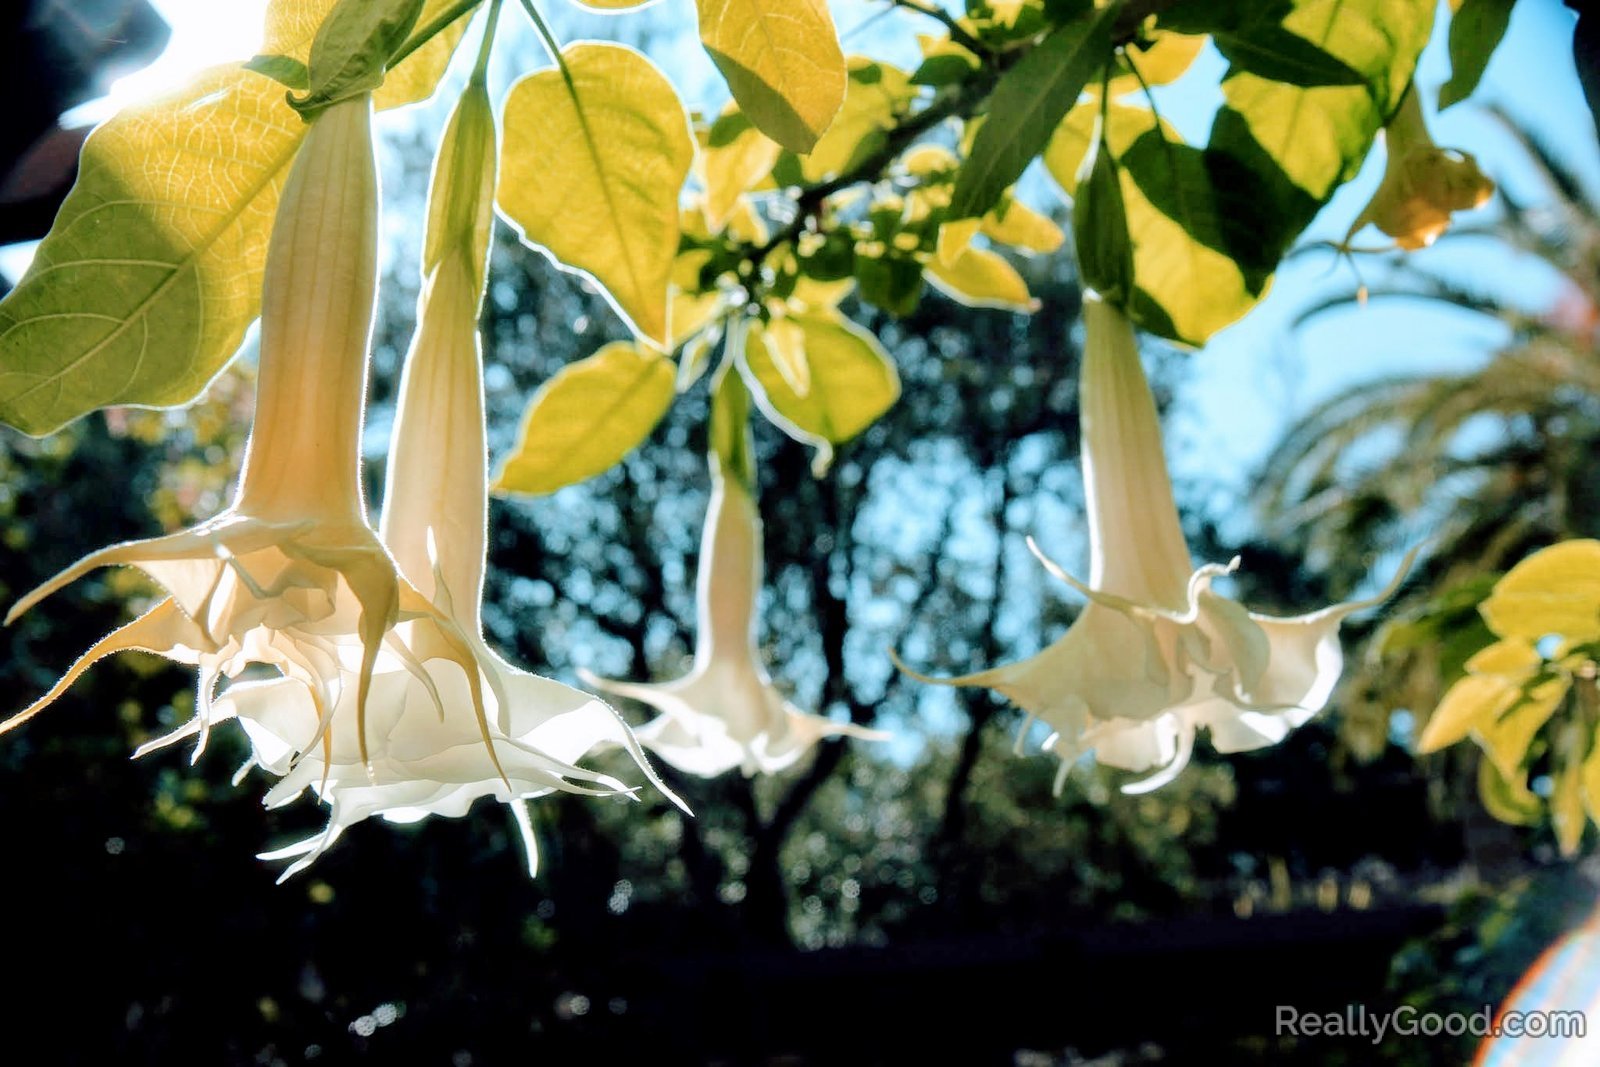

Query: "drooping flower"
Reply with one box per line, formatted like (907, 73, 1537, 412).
(581, 368, 886, 778)
(157, 80, 683, 878)
(6, 93, 481, 773)
(1345, 84, 1495, 251)
(896, 291, 1413, 794)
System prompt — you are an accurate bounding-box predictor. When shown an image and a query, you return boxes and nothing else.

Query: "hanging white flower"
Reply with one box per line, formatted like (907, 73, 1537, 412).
(5, 93, 481, 761)
(582, 368, 887, 778)
(183, 79, 681, 878)
(897, 291, 1412, 794)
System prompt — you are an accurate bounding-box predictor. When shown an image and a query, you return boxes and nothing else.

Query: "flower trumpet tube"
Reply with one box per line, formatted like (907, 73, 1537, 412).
(581, 369, 887, 778)
(895, 292, 1414, 794)
(1345, 84, 1494, 251)
(5, 93, 480, 770)
(197, 80, 682, 878)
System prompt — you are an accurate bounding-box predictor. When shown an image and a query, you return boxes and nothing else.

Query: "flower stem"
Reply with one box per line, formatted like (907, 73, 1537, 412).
(470, 0, 504, 85)
(516, 0, 572, 86)
(390, 0, 483, 72)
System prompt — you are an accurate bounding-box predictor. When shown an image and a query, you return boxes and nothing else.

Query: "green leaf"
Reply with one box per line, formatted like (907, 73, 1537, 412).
(491, 342, 677, 495)
(948, 3, 1117, 219)
(1211, 26, 1368, 87)
(853, 253, 925, 317)
(741, 311, 899, 445)
(698, 0, 847, 154)
(1480, 539, 1600, 644)
(1051, 102, 1270, 345)
(497, 43, 694, 347)
(244, 54, 311, 89)
(1439, 0, 1515, 109)
(264, 0, 474, 111)
(0, 67, 307, 436)
(1209, 0, 1435, 207)
(288, 0, 426, 117)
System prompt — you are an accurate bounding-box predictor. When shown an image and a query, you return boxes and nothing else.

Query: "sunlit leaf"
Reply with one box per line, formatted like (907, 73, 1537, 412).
(702, 106, 781, 228)
(1050, 102, 1266, 344)
(1208, 0, 1434, 207)
(1439, 0, 1514, 108)
(763, 315, 810, 396)
(800, 59, 913, 183)
(1480, 540, 1600, 645)
(1418, 674, 1518, 754)
(265, 0, 470, 110)
(948, 3, 1117, 219)
(1476, 677, 1568, 782)
(926, 247, 1037, 312)
(1099, 30, 1204, 95)
(982, 194, 1063, 254)
(1553, 752, 1588, 856)
(1477, 755, 1542, 827)
(491, 342, 677, 496)
(741, 311, 898, 445)
(288, 0, 426, 117)
(0, 67, 305, 436)
(498, 43, 694, 346)
(698, 0, 847, 154)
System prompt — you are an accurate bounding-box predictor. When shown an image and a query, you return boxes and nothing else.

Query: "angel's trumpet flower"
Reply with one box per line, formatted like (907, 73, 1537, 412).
(192, 82, 681, 878)
(1345, 84, 1494, 251)
(897, 292, 1412, 794)
(6, 93, 480, 772)
(581, 369, 886, 778)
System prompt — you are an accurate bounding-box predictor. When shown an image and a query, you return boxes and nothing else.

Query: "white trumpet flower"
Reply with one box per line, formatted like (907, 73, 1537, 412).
(898, 292, 1412, 794)
(5, 93, 480, 761)
(582, 373, 886, 777)
(189, 82, 682, 878)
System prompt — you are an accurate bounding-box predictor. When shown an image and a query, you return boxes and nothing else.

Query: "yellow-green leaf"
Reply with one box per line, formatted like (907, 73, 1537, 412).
(0, 67, 305, 436)
(926, 248, 1037, 312)
(1418, 674, 1517, 753)
(1477, 677, 1569, 782)
(492, 342, 677, 495)
(1098, 31, 1205, 97)
(289, 0, 425, 116)
(697, 0, 846, 155)
(1553, 752, 1588, 856)
(1581, 728, 1600, 826)
(1477, 755, 1542, 827)
(702, 107, 781, 228)
(801, 59, 913, 183)
(498, 43, 694, 346)
(763, 315, 810, 396)
(265, 0, 470, 110)
(1463, 637, 1541, 681)
(1481, 540, 1600, 644)
(982, 195, 1063, 254)
(1212, 0, 1434, 203)
(1049, 102, 1263, 345)
(742, 311, 898, 444)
